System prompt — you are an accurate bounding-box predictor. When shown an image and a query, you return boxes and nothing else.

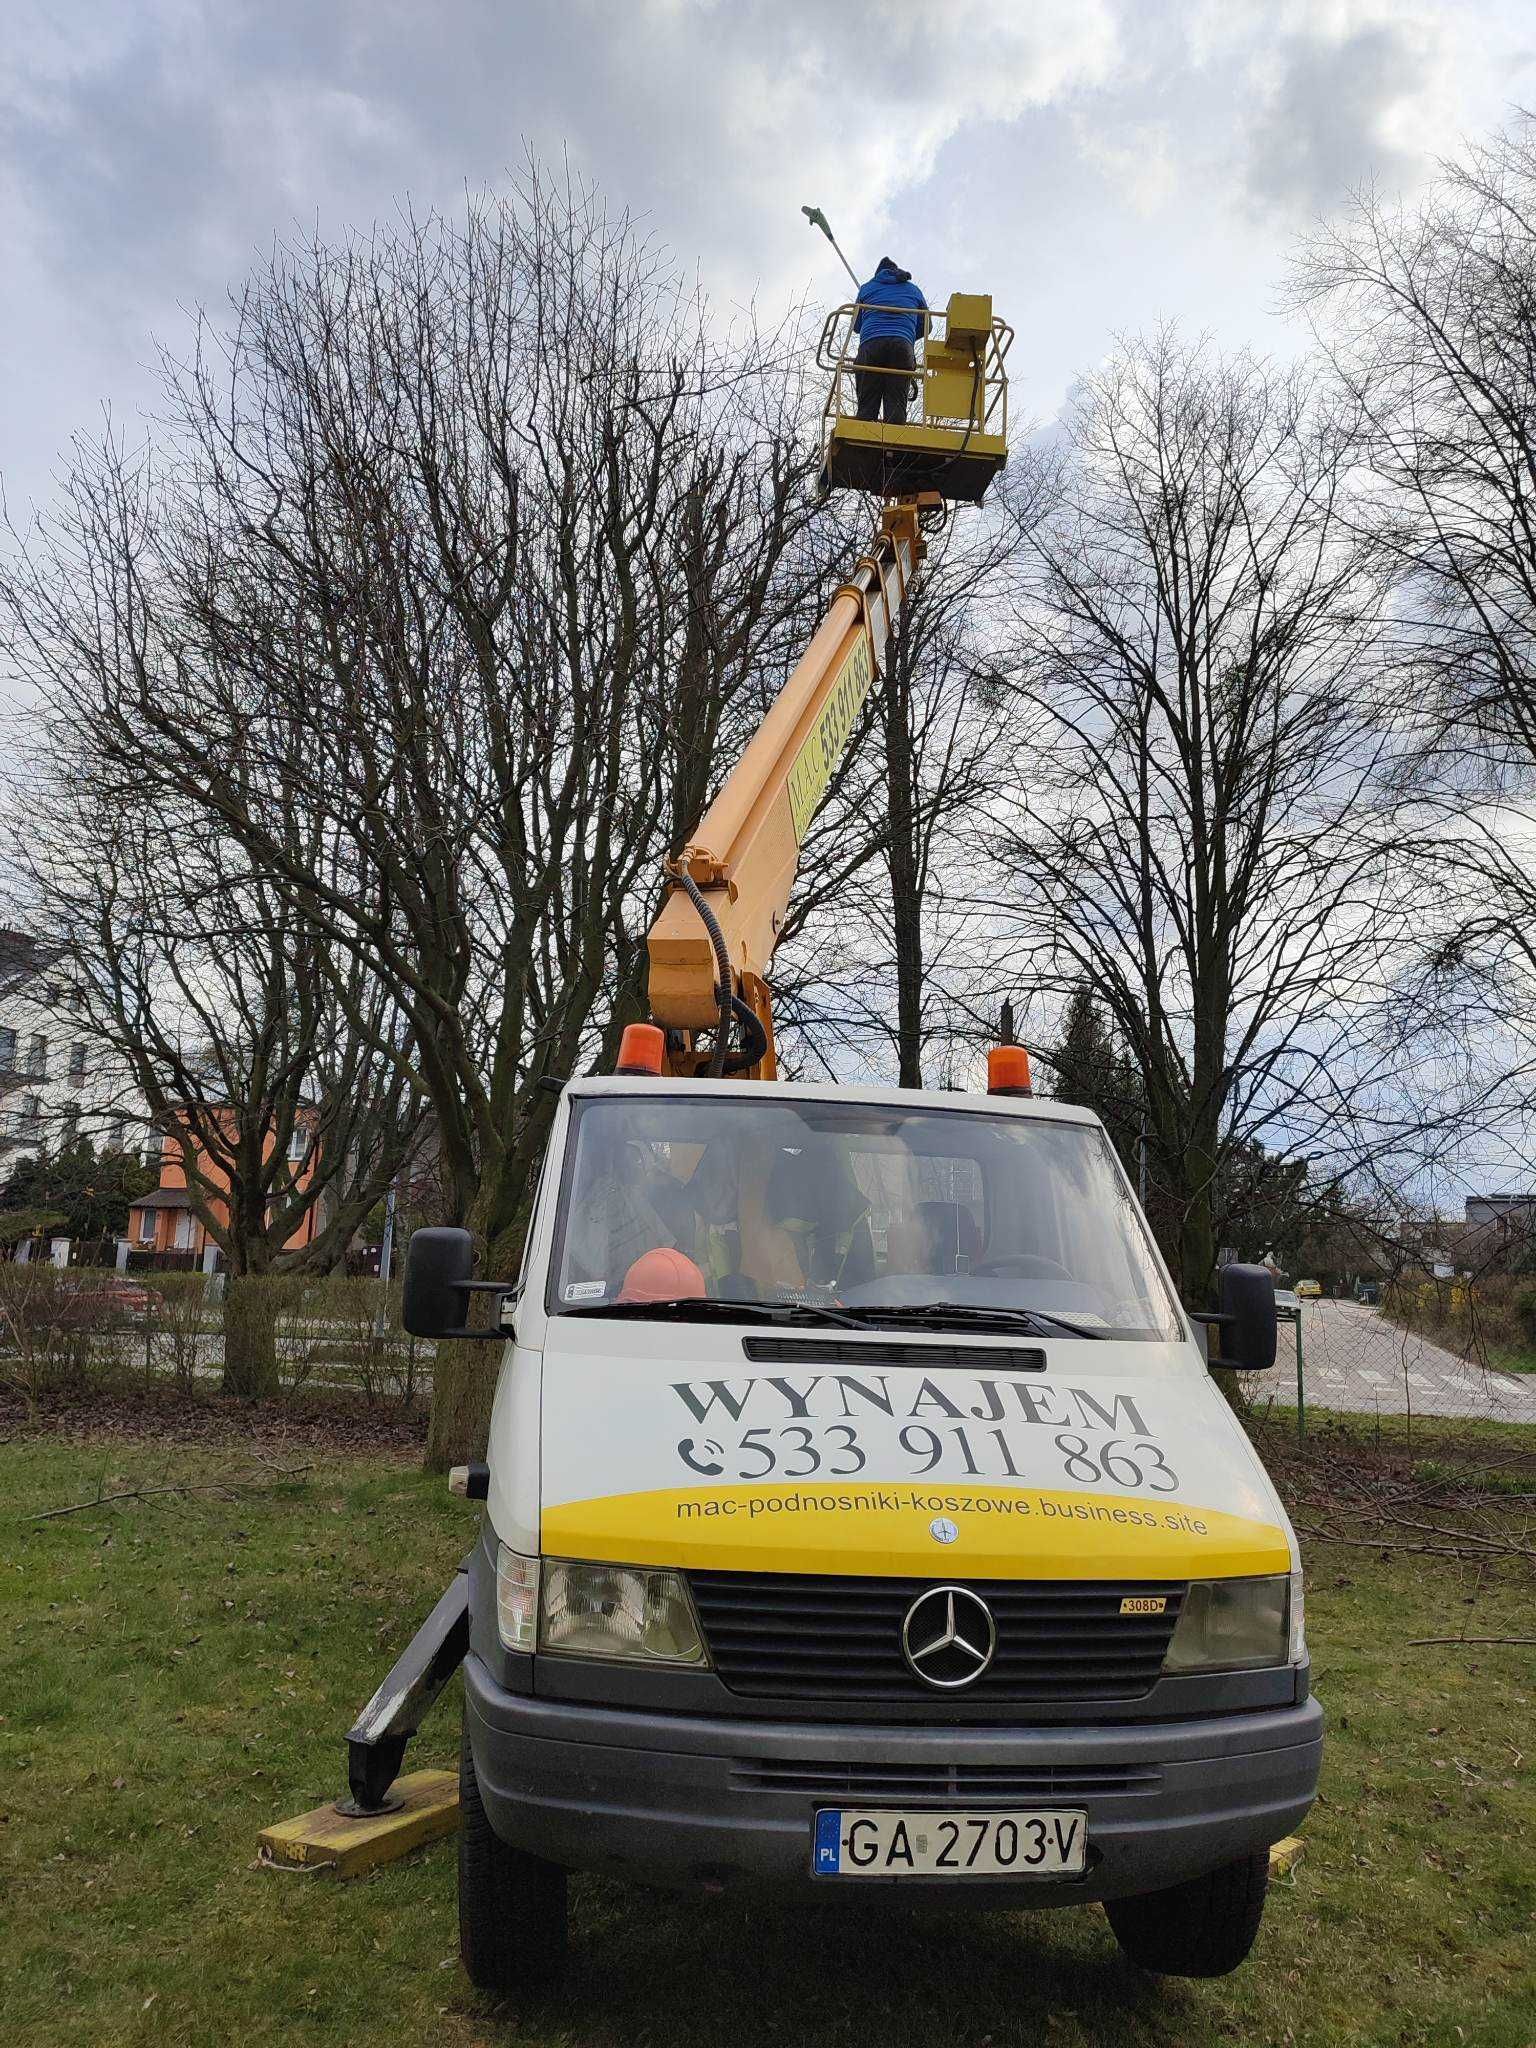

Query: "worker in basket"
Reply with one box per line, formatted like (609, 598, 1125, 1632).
(853, 256, 928, 426)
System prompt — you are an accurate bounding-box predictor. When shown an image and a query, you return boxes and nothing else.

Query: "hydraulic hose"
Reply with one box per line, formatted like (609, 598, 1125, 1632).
(722, 994, 770, 1075)
(669, 865, 734, 1078)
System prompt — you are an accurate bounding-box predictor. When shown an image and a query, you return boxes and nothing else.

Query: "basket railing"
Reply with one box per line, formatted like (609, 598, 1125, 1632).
(816, 302, 1013, 440)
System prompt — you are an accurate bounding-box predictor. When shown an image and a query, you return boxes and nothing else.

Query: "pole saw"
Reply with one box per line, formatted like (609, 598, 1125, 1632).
(801, 204, 861, 292)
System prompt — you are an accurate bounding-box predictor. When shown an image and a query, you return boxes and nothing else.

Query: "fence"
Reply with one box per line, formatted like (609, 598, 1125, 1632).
(1246, 1293, 1536, 1433)
(0, 1264, 428, 1413)
(2, 1238, 387, 1278)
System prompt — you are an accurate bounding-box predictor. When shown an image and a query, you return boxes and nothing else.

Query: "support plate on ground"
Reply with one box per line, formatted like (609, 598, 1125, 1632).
(259, 1768, 459, 1878)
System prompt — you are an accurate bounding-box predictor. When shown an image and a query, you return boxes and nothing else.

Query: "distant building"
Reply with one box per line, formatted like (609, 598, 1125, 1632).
(125, 1110, 328, 1261)
(1454, 1193, 1536, 1273)
(0, 929, 147, 1169)
(1463, 1193, 1536, 1230)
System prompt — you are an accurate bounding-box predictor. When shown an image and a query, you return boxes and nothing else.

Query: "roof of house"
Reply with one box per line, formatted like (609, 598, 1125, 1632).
(0, 927, 51, 1001)
(129, 1186, 193, 1211)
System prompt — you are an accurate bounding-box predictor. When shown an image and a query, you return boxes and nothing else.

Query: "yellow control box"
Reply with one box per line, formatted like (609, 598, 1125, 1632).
(945, 293, 993, 350)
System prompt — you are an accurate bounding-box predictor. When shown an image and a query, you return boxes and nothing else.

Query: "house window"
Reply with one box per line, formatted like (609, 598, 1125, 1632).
(60, 1101, 80, 1142)
(137, 1211, 156, 1245)
(69, 1041, 87, 1081)
(288, 1122, 309, 1165)
(27, 1033, 47, 1078)
(20, 1093, 42, 1137)
(0, 1026, 15, 1070)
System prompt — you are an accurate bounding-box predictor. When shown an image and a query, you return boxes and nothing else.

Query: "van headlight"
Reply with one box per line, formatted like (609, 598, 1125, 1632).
(537, 1558, 707, 1665)
(1163, 1575, 1291, 1673)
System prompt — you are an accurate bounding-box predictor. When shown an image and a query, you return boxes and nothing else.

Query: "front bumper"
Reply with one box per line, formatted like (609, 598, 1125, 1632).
(464, 1653, 1322, 1906)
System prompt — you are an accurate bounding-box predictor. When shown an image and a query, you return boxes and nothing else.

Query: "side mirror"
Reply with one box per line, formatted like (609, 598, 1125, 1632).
(402, 1227, 476, 1339)
(1213, 1263, 1278, 1371)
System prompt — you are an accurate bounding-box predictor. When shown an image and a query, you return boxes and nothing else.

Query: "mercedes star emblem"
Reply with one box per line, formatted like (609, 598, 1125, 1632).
(901, 1585, 997, 1689)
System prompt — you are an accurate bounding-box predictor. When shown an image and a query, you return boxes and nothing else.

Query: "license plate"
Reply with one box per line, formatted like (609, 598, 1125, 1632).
(812, 1808, 1087, 1878)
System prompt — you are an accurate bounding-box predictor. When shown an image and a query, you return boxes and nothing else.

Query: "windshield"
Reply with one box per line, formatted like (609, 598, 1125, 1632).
(547, 1094, 1183, 1342)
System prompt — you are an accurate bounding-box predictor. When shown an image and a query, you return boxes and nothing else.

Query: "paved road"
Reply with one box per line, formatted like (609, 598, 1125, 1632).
(1246, 1298, 1536, 1423)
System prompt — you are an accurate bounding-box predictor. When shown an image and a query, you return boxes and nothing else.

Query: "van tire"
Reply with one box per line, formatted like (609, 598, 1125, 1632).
(458, 1715, 568, 1993)
(1104, 1850, 1268, 1977)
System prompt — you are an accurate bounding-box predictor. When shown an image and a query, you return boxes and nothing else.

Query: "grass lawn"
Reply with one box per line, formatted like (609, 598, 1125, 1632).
(4, 1409, 1535, 2048)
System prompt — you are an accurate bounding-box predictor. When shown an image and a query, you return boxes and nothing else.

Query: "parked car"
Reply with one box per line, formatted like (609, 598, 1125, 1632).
(1294, 1279, 1321, 1299)
(60, 1273, 159, 1317)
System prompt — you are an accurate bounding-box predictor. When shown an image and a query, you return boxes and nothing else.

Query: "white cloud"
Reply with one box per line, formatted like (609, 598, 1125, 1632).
(0, 0, 1533, 529)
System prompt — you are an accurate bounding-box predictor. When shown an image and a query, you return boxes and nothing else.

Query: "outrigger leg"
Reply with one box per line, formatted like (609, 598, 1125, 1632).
(259, 1562, 471, 1874)
(342, 1561, 470, 1815)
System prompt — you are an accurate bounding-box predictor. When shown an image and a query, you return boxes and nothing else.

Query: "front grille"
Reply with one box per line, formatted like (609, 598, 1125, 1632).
(688, 1572, 1185, 1704)
(730, 1759, 1162, 1800)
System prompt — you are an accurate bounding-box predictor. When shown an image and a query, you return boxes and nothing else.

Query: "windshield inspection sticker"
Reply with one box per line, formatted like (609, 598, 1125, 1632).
(562, 1280, 607, 1302)
(538, 1358, 1294, 1580)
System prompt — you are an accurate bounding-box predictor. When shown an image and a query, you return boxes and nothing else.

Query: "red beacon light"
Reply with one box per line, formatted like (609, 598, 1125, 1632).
(987, 1044, 1032, 1097)
(616, 1023, 665, 1076)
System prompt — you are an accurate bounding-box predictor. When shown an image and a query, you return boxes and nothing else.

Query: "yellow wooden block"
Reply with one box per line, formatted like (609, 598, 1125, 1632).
(258, 1768, 460, 1879)
(1268, 1835, 1306, 1878)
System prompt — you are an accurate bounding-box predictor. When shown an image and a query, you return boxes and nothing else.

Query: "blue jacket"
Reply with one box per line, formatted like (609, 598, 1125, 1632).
(853, 260, 927, 346)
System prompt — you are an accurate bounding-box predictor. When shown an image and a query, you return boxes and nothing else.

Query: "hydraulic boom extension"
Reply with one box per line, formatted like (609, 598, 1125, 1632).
(646, 498, 932, 1077)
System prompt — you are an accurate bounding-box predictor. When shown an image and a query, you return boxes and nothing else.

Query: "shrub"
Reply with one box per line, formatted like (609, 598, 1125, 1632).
(1385, 1270, 1536, 1369)
(271, 1274, 415, 1404)
(0, 1263, 127, 1409)
(143, 1277, 220, 1396)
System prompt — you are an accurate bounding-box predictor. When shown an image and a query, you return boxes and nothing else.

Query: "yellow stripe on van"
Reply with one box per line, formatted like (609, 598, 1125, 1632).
(540, 1484, 1290, 1580)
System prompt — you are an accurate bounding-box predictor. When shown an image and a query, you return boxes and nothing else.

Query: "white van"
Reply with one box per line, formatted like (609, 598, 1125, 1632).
(398, 1076, 1320, 1992)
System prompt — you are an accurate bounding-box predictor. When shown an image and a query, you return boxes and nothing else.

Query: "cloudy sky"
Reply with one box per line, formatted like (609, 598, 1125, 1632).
(2, 0, 1533, 525)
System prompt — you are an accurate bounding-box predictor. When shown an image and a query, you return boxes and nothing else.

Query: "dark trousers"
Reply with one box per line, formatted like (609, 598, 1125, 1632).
(855, 335, 916, 424)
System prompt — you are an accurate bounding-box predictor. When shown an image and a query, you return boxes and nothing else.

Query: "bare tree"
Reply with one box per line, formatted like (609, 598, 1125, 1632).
(1293, 118, 1536, 1169)
(987, 331, 1411, 1304)
(0, 163, 828, 1460)
(7, 763, 422, 1393)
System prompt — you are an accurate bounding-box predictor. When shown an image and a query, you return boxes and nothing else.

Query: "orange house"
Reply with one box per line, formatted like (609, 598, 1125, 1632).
(126, 1113, 325, 1261)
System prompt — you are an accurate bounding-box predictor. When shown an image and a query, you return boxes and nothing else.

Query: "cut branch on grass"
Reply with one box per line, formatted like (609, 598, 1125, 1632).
(26, 1466, 312, 1521)
(1407, 1635, 1536, 1648)
(1295, 1518, 1536, 1563)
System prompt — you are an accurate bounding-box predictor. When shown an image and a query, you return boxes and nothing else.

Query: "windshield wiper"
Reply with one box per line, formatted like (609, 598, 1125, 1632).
(850, 1303, 1104, 1341)
(560, 1297, 870, 1330)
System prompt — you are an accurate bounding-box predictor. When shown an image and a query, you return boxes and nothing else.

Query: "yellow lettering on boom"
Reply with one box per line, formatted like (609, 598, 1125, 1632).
(786, 633, 876, 845)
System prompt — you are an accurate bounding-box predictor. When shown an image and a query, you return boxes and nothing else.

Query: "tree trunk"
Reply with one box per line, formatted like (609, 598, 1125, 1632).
(222, 1270, 279, 1398)
(423, 1205, 530, 1472)
(1178, 1124, 1248, 1411)
(425, 1332, 501, 1470)
(884, 634, 925, 1088)
(1178, 1148, 1218, 1311)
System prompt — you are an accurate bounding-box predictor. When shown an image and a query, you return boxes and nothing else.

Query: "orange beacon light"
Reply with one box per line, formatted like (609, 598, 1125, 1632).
(987, 1044, 1032, 1097)
(616, 1023, 665, 1076)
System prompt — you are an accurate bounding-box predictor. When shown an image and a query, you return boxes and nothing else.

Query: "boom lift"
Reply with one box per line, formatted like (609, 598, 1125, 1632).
(645, 291, 1012, 1083)
(273, 282, 1306, 2003)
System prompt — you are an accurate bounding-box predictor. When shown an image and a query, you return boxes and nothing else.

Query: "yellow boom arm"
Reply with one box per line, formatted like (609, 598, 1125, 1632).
(646, 500, 929, 1078)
